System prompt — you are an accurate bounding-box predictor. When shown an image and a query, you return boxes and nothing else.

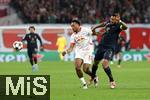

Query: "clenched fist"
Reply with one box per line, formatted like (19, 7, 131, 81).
(62, 51, 67, 56)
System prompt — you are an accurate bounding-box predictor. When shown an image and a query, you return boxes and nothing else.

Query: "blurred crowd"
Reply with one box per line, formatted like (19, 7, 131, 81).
(10, 0, 150, 24)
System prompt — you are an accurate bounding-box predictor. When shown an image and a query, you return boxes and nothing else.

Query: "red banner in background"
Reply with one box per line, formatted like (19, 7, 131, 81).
(130, 28, 150, 49)
(42, 29, 64, 50)
(0, 25, 150, 51)
(3, 29, 26, 48)
(2, 28, 67, 50)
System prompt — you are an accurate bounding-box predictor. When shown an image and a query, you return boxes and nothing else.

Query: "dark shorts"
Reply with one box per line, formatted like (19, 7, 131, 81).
(94, 45, 114, 61)
(114, 45, 122, 54)
(27, 48, 38, 59)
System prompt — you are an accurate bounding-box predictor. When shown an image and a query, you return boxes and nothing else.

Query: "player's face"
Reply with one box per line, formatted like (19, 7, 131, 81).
(110, 16, 117, 24)
(29, 28, 35, 33)
(71, 22, 80, 32)
(115, 14, 120, 23)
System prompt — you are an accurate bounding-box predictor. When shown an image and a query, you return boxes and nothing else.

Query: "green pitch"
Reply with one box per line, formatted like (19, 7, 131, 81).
(0, 61, 150, 100)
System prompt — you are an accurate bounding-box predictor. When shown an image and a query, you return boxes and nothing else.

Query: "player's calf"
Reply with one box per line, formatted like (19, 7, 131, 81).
(82, 64, 93, 77)
(75, 66, 83, 78)
(83, 66, 99, 87)
(91, 61, 99, 79)
(102, 59, 115, 88)
(75, 65, 88, 89)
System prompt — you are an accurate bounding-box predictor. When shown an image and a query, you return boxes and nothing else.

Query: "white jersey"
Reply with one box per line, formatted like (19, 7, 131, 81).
(70, 27, 94, 64)
(70, 27, 94, 52)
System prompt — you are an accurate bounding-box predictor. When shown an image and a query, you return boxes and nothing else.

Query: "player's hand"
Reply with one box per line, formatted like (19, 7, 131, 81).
(13, 48, 20, 52)
(40, 46, 44, 51)
(13, 48, 17, 52)
(62, 51, 67, 56)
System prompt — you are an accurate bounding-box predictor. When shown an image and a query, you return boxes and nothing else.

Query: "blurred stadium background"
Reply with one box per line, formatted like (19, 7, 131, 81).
(0, 0, 150, 100)
(0, 0, 150, 62)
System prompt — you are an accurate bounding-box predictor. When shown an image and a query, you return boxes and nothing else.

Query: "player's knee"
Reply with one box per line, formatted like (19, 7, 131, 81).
(75, 65, 81, 71)
(83, 68, 86, 73)
(33, 54, 36, 58)
(102, 59, 109, 68)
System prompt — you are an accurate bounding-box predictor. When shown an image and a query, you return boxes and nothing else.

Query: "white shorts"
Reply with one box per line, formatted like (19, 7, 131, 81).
(75, 44, 94, 64)
(75, 51, 93, 64)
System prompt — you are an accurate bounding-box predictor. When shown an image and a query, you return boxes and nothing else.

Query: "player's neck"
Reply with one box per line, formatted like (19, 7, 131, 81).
(75, 27, 81, 33)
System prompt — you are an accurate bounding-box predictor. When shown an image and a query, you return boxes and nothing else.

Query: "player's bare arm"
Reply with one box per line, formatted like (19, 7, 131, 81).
(37, 34, 44, 51)
(21, 34, 27, 43)
(119, 20, 128, 30)
(115, 13, 128, 30)
(91, 23, 105, 35)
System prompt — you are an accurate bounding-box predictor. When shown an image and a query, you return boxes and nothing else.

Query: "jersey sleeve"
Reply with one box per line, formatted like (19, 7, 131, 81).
(87, 28, 93, 35)
(70, 34, 75, 45)
(103, 21, 109, 26)
(36, 34, 43, 46)
(22, 34, 27, 42)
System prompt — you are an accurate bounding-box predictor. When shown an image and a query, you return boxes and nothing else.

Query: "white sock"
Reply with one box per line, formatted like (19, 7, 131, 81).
(80, 77, 86, 84)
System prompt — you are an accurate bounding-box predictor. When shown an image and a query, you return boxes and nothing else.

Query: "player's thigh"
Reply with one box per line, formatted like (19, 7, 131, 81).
(83, 52, 93, 65)
(75, 58, 83, 70)
(102, 49, 113, 67)
(94, 49, 104, 65)
(27, 50, 32, 59)
(32, 48, 38, 57)
(83, 63, 90, 72)
(103, 49, 113, 61)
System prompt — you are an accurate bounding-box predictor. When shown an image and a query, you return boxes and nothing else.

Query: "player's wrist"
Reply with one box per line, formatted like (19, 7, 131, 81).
(65, 50, 69, 54)
(62, 50, 67, 56)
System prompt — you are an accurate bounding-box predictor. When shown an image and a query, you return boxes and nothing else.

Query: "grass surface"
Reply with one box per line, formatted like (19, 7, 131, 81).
(0, 61, 150, 100)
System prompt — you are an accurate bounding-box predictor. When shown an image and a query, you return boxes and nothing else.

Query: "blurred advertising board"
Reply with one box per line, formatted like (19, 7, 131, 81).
(0, 51, 149, 62)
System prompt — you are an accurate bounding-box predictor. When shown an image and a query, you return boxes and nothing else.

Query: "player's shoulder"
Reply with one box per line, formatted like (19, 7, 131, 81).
(104, 20, 111, 26)
(81, 27, 89, 31)
(26, 33, 30, 35)
(25, 33, 30, 36)
(34, 33, 39, 35)
(33, 33, 40, 37)
(71, 33, 75, 37)
(81, 27, 91, 32)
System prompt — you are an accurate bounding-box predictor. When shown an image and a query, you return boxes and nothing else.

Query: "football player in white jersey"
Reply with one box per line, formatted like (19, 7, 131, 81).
(62, 20, 94, 89)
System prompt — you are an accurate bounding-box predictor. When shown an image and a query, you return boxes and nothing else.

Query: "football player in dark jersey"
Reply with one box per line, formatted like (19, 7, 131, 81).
(91, 13, 127, 88)
(22, 26, 43, 72)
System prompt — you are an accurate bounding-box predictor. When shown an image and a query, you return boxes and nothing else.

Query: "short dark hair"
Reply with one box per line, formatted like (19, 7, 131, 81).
(71, 19, 81, 25)
(29, 26, 35, 30)
(111, 13, 120, 17)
